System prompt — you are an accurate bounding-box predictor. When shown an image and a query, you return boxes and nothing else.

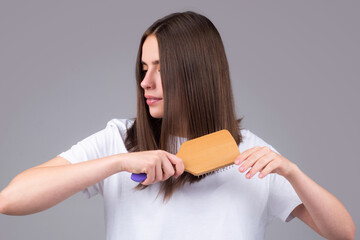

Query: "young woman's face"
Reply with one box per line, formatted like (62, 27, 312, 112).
(140, 34, 164, 118)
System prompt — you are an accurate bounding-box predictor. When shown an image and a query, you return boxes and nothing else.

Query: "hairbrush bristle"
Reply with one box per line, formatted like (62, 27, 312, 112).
(197, 164, 235, 178)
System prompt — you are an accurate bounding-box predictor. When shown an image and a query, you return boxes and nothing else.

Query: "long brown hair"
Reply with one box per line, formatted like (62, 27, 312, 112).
(125, 11, 243, 201)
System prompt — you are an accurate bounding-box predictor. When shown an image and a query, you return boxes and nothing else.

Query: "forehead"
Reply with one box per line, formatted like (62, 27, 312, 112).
(141, 34, 159, 63)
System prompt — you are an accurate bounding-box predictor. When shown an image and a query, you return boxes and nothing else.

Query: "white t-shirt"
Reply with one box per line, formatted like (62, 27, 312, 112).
(58, 119, 302, 240)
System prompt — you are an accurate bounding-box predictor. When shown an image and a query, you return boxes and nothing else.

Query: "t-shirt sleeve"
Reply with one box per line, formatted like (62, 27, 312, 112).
(242, 130, 302, 222)
(57, 121, 125, 198)
(267, 174, 302, 222)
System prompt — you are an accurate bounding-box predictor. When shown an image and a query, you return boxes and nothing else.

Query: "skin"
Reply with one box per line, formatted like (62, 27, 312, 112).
(140, 34, 164, 119)
(0, 34, 355, 239)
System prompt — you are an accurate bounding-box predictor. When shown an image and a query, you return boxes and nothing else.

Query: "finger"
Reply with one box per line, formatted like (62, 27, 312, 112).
(167, 153, 185, 178)
(258, 160, 279, 178)
(154, 156, 164, 182)
(245, 153, 274, 179)
(238, 146, 272, 173)
(161, 156, 176, 180)
(235, 146, 261, 165)
(142, 161, 156, 185)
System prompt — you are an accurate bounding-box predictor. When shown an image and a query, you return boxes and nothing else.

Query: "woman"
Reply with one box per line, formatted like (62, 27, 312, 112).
(0, 11, 355, 240)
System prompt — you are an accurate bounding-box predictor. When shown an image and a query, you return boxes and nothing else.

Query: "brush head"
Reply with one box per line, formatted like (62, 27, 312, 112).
(176, 129, 240, 176)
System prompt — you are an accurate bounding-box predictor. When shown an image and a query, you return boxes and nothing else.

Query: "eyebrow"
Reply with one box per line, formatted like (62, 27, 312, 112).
(141, 60, 160, 65)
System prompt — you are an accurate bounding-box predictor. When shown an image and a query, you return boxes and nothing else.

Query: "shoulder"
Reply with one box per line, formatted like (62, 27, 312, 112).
(106, 118, 135, 131)
(239, 129, 279, 154)
(103, 118, 135, 141)
(239, 128, 266, 147)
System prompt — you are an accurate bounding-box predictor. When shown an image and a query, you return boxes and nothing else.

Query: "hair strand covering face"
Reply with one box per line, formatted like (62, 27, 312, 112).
(125, 11, 243, 201)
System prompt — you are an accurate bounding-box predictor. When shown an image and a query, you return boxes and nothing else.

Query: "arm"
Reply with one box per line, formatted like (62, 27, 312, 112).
(0, 151, 184, 216)
(287, 165, 355, 240)
(0, 155, 121, 215)
(291, 204, 325, 237)
(235, 146, 355, 240)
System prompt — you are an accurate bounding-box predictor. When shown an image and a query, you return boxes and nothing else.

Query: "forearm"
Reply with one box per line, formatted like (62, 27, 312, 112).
(0, 154, 123, 216)
(287, 164, 355, 239)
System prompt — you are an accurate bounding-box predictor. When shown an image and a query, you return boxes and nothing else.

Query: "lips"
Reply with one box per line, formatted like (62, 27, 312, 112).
(144, 95, 162, 106)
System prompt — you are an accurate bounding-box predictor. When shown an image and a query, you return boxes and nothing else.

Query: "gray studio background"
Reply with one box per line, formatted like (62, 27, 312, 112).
(0, 1, 359, 239)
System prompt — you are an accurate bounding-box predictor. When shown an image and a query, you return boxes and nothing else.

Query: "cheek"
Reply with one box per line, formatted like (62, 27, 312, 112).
(158, 78, 163, 94)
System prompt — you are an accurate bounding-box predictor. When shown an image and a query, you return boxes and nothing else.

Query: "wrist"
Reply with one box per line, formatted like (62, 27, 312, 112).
(283, 162, 301, 182)
(113, 153, 127, 172)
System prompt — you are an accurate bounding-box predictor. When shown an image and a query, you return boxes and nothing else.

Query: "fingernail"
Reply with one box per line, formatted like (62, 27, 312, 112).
(246, 172, 251, 178)
(235, 160, 240, 165)
(239, 166, 244, 172)
(258, 173, 263, 178)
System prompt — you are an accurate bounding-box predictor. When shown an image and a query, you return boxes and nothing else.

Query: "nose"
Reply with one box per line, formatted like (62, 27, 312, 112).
(140, 71, 155, 90)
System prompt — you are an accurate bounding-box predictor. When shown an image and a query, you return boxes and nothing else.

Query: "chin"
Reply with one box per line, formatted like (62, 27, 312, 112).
(150, 111, 163, 119)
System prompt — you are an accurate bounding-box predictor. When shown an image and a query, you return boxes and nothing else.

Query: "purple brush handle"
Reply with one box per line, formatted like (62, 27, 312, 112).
(131, 173, 147, 182)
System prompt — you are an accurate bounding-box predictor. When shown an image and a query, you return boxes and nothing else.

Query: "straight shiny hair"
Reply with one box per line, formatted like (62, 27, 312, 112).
(125, 11, 243, 201)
